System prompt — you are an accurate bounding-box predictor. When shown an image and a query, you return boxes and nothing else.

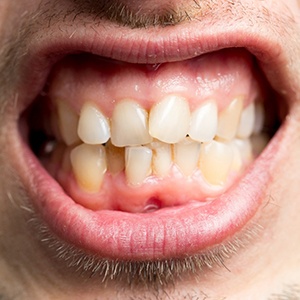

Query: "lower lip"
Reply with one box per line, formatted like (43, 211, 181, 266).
(17, 120, 286, 261)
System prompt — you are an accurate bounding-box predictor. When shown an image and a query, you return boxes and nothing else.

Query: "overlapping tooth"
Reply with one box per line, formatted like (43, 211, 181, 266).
(125, 146, 152, 185)
(199, 140, 233, 185)
(237, 103, 255, 138)
(111, 99, 152, 147)
(77, 103, 110, 145)
(217, 97, 244, 141)
(174, 138, 201, 176)
(253, 102, 265, 134)
(188, 100, 218, 143)
(149, 95, 191, 143)
(149, 141, 172, 177)
(57, 101, 80, 146)
(70, 144, 107, 193)
(106, 141, 125, 175)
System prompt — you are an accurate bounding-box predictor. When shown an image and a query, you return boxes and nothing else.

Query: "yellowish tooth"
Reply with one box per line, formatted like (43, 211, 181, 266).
(253, 103, 265, 134)
(230, 142, 243, 172)
(70, 144, 107, 193)
(57, 101, 80, 146)
(188, 100, 218, 143)
(106, 141, 125, 175)
(232, 138, 253, 163)
(111, 99, 152, 147)
(237, 103, 255, 138)
(125, 146, 152, 186)
(148, 140, 172, 177)
(216, 97, 244, 141)
(149, 95, 191, 143)
(77, 103, 110, 145)
(174, 138, 201, 176)
(199, 140, 233, 185)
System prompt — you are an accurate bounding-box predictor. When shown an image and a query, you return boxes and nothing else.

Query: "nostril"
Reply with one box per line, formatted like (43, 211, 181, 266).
(143, 197, 162, 213)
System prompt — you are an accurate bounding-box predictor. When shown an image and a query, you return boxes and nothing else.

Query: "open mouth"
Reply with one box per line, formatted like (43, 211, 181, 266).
(11, 21, 290, 285)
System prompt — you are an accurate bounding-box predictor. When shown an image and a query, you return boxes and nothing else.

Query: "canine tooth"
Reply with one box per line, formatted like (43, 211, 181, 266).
(111, 99, 152, 147)
(149, 95, 191, 143)
(188, 100, 218, 143)
(253, 103, 265, 134)
(125, 146, 152, 186)
(174, 138, 201, 176)
(149, 141, 172, 177)
(106, 141, 125, 175)
(199, 140, 233, 185)
(78, 103, 110, 145)
(217, 97, 244, 141)
(237, 103, 255, 138)
(57, 101, 80, 146)
(70, 144, 107, 193)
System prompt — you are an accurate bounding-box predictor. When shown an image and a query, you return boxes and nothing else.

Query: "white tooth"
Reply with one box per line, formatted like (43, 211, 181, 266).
(199, 140, 233, 185)
(230, 141, 243, 172)
(217, 97, 244, 141)
(232, 138, 253, 163)
(106, 141, 125, 175)
(149, 95, 191, 143)
(77, 103, 110, 145)
(253, 103, 265, 134)
(111, 99, 152, 147)
(174, 138, 201, 176)
(188, 100, 218, 143)
(237, 103, 255, 138)
(125, 146, 152, 186)
(149, 141, 172, 177)
(70, 144, 107, 193)
(251, 134, 269, 156)
(57, 101, 80, 146)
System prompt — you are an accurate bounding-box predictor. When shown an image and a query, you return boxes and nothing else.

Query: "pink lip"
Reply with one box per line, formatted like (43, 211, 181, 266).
(14, 19, 292, 261)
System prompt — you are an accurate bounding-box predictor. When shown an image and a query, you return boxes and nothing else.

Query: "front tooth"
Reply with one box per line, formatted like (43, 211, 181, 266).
(70, 144, 107, 193)
(237, 103, 255, 138)
(57, 101, 80, 146)
(111, 99, 152, 147)
(174, 138, 201, 176)
(125, 146, 152, 186)
(199, 140, 233, 186)
(149, 95, 191, 143)
(253, 103, 265, 134)
(106, 141, 125, 175)
(188, 100, 218, 143)
(216, 97, 244, 141)
(77, 103, 110, 145)
(149, 141, 172, 177)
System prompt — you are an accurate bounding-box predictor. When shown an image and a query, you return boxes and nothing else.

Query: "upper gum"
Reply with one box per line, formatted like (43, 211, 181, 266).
(48, 49, 262, 117)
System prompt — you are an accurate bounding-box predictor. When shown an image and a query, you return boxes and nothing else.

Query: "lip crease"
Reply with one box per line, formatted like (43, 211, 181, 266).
(14, 20, 291, 261)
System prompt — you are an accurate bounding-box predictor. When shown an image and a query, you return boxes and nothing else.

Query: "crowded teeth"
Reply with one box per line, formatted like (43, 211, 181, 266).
(106, 140, 125, 175)
(188, 100, 218, 143)
(70, 144, 107, 193)
(217, 97, 244, 141)
(237, 103, 255, 138)
(149, 95, 191, 143)
(125, 146, 152, 186)
(111, 99, 152, 147)
(78, 103, 110, 145)
(149, 141, 172, 177)
(57, 101, 80, 146)
(174, 138, 201, 176)
(199, 140, 234, 185)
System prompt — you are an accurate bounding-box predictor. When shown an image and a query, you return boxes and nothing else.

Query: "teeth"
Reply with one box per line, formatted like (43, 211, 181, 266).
(251, 134, 269, 156)
(70, 144, 107, 193)
(199, 140, 233, 186)
(237, 103, 255, 138)
(188, 100, 218, 143)
(111, 99, 152, 147)
(78, 103, 110, 145)
(149, 95, 191, 143)
(217, 97, 244, 141)
(253, 103, 265, 134)
(106, 141, 125, 175)
(125, 146, 152, 186)
(174, 138, 201, 176)
(232, 138, 253, 163)
(149, 141, 172, 177)
(57, 101, 80, 146)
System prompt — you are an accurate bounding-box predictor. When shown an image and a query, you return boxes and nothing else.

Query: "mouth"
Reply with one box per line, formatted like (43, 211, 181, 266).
(11, 17, 291, 284)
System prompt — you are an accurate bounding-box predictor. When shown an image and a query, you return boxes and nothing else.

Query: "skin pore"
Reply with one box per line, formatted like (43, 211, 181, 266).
(1, 0, 300, 299)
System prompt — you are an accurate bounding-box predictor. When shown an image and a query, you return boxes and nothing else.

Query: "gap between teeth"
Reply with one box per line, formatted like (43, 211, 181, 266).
(55, 95, 266, 191)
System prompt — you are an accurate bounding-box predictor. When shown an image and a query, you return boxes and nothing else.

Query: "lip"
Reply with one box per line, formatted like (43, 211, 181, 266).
(12, 16, 293, 261)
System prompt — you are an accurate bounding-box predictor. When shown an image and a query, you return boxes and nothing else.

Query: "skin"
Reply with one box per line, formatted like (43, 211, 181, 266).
(0, 0, 300, 299)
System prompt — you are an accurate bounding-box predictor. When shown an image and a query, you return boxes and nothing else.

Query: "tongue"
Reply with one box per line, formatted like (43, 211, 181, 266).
(42, 48, 266, 213)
